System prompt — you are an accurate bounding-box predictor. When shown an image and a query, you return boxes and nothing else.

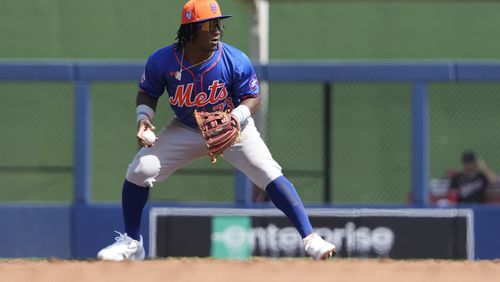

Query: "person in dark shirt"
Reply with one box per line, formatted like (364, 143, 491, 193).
(448, 151, 497, 203)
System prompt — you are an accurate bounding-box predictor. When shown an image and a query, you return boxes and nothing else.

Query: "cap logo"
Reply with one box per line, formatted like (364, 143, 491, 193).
(185, 10, 193, 20)
(210, 2, 218, 14)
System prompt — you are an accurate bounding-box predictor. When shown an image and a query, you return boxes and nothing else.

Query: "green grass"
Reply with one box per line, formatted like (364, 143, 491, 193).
(0, 82, 73, 202)
(3, 1, 500, 59)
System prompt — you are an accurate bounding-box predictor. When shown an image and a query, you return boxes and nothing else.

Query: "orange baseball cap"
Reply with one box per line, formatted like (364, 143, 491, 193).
(181, 0, 231, 25)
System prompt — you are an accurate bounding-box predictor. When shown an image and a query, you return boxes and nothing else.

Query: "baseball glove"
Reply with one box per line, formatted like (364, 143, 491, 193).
(194, 110, 241, 163)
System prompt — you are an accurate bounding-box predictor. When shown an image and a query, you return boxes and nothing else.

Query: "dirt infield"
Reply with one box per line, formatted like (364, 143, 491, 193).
(1, 259, 499, 282)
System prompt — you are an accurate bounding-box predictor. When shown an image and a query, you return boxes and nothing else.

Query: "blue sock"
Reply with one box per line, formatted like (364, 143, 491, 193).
(266, 176, 313, 238)
(122, 180, 149, 241)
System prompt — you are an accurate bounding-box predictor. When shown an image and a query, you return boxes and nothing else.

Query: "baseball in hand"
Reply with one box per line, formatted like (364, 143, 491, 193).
(142, 130, 156, 146)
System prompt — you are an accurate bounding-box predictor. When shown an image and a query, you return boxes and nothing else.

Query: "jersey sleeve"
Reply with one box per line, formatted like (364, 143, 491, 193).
(232, 54, 260, 100)
(138, 52, 166, 98)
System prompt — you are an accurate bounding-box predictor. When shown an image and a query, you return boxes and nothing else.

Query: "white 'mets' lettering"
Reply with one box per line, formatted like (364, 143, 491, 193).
(169, 80, 228, 107)
(169, 83, 194, 107)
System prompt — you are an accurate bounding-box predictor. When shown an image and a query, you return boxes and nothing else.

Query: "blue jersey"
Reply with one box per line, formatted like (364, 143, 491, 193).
(138, 42, 260, 128)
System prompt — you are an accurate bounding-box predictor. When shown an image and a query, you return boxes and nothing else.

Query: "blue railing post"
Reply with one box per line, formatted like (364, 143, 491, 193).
(323, 83, 332, 204)
(411, 82, 429, 207)
(74, 80, 92, 204)
(235, 170, 253, 205)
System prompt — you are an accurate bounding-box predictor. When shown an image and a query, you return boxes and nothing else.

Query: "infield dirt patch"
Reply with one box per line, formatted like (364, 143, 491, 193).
(1, 259, 499, 282)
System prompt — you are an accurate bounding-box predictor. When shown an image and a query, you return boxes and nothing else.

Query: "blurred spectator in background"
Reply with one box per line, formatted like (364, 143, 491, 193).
(448, 150, 498, 204)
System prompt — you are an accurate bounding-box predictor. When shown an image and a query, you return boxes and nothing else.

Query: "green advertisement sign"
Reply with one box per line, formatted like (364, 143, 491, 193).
(211, 216, 251, 259)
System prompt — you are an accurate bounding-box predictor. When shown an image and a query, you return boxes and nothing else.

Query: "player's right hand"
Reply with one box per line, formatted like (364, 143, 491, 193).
(136, 119, 156, 147)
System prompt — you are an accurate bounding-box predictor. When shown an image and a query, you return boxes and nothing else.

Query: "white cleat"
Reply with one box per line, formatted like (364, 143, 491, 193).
(303, 233, 336, 260)
(97, 231, 145, 261)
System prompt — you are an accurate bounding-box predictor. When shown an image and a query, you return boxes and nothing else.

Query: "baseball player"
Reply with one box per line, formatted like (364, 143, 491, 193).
(97, 0, 335, 261)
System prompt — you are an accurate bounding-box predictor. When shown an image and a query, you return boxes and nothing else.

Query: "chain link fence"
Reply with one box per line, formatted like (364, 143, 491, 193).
(332, 83, 412, 204)
(0, 82, 73, 202)
(266, 82, 412, 204)
(428, 82, 500, 202)
(267, 83, 325, 203)
(2, 77, 499, 204)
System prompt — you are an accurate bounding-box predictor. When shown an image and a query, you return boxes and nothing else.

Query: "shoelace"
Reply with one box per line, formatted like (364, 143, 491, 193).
(113, 231, 130, 243)
(303, 233, 317, 247)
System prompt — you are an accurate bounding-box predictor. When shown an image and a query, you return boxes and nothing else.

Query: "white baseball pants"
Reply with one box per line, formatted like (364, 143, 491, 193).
(125, 118, 283, 189)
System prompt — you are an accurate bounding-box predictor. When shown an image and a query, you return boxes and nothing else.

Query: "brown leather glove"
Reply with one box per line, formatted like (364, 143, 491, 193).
(194, 110, 241, 163)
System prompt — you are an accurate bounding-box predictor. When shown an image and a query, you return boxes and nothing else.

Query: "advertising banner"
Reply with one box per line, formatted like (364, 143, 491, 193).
(150, 208, 473, 260)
